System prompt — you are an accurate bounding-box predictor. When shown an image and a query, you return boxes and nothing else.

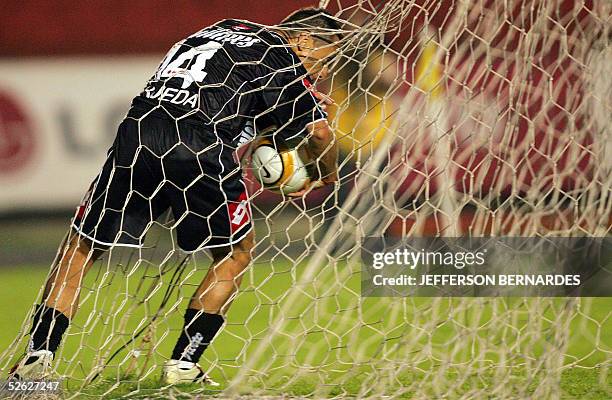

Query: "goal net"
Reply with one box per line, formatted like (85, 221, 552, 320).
(1, 0, 610, 398)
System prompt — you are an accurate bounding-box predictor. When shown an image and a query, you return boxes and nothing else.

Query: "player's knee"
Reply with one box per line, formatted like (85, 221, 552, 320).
(211, 232, 254, 268)
(61, 231, 103, 261)
(70, 230, 106, 259)
(234, 233, 254, 266)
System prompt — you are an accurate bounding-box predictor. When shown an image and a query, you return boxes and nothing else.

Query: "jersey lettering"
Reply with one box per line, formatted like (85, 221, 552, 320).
(193, 27, 260, 47)
(144, 86, 198, 108)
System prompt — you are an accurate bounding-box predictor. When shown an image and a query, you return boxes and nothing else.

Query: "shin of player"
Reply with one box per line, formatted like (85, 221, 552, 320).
(169, 233, 254, 364)
(11, 232, 101, 378)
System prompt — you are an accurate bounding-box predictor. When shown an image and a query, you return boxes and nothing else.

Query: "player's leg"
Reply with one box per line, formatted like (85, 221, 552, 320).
(158, 123, 255, 384)
(10, 115, 168, 379)
(10, 231, 104, 379)
(163, 231, 254, 385)
(42, 231, 104, 317)
(189, 230, 255, 313)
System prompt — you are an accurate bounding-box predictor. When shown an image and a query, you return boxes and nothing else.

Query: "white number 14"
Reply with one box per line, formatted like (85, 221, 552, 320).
(156, 41, 222, 89)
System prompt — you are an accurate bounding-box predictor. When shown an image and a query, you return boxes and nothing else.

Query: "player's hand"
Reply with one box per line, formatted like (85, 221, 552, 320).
(287, 178, 326, 197)
(310, 90, 335, 112)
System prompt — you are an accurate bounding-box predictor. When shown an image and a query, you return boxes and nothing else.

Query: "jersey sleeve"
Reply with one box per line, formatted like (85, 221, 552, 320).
(256, 48, 327, 143)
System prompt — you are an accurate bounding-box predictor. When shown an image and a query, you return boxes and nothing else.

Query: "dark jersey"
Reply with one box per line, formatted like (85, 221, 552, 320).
(74, 20, 329, 251)
(130, 19, 326, 152)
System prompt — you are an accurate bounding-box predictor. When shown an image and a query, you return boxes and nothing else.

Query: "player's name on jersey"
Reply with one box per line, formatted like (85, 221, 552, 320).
(144, 86, 198, 108)
(193, 27, 261, 48)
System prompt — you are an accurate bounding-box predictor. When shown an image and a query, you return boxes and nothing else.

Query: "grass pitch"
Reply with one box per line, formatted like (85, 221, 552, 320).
(0, 263, 610, 399)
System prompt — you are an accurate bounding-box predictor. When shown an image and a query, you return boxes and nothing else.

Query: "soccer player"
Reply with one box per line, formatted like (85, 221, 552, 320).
(10, 8, 341, 385)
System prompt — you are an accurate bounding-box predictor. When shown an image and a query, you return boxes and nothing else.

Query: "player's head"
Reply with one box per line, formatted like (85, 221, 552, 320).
(279, 8, 344, 81)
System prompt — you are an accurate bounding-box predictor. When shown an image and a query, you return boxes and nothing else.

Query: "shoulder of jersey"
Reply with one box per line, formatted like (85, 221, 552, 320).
(219, 19, 261, 31)
(218, 19, 287, 46)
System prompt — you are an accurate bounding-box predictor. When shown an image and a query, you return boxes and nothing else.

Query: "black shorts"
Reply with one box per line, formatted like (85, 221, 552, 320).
(73, 110, 252, 252)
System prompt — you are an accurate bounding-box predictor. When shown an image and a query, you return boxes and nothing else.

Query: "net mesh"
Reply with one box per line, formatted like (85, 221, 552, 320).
(1, 0, 611, 398)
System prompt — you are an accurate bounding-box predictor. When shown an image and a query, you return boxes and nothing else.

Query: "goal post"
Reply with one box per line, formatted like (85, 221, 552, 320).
(1, 1, 610, 398)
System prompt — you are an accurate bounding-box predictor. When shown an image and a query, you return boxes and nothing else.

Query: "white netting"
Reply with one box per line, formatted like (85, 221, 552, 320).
(1, 0, 611, 398)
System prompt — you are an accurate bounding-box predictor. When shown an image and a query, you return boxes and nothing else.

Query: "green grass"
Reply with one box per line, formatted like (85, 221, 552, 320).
(0, 262, 610, 399)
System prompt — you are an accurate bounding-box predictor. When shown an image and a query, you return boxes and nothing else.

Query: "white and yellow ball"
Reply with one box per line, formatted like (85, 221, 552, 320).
(252, 138, 309, 194)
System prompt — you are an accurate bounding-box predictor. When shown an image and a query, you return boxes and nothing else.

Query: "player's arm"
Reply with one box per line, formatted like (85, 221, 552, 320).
(285, 88, 337, 196)
(310, 88, 337, 178)
(308, 119, 337, 183)
(256, 48, 338, 195)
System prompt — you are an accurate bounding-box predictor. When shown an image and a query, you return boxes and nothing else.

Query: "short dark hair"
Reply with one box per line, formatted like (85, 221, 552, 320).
(279, 7, 344, 42)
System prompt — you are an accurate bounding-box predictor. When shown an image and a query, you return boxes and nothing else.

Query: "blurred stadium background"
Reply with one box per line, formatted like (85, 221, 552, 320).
(0, 0, 610, 398)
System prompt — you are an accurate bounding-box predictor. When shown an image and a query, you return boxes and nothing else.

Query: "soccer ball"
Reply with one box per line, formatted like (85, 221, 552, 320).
(251, 138, 309, 194)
